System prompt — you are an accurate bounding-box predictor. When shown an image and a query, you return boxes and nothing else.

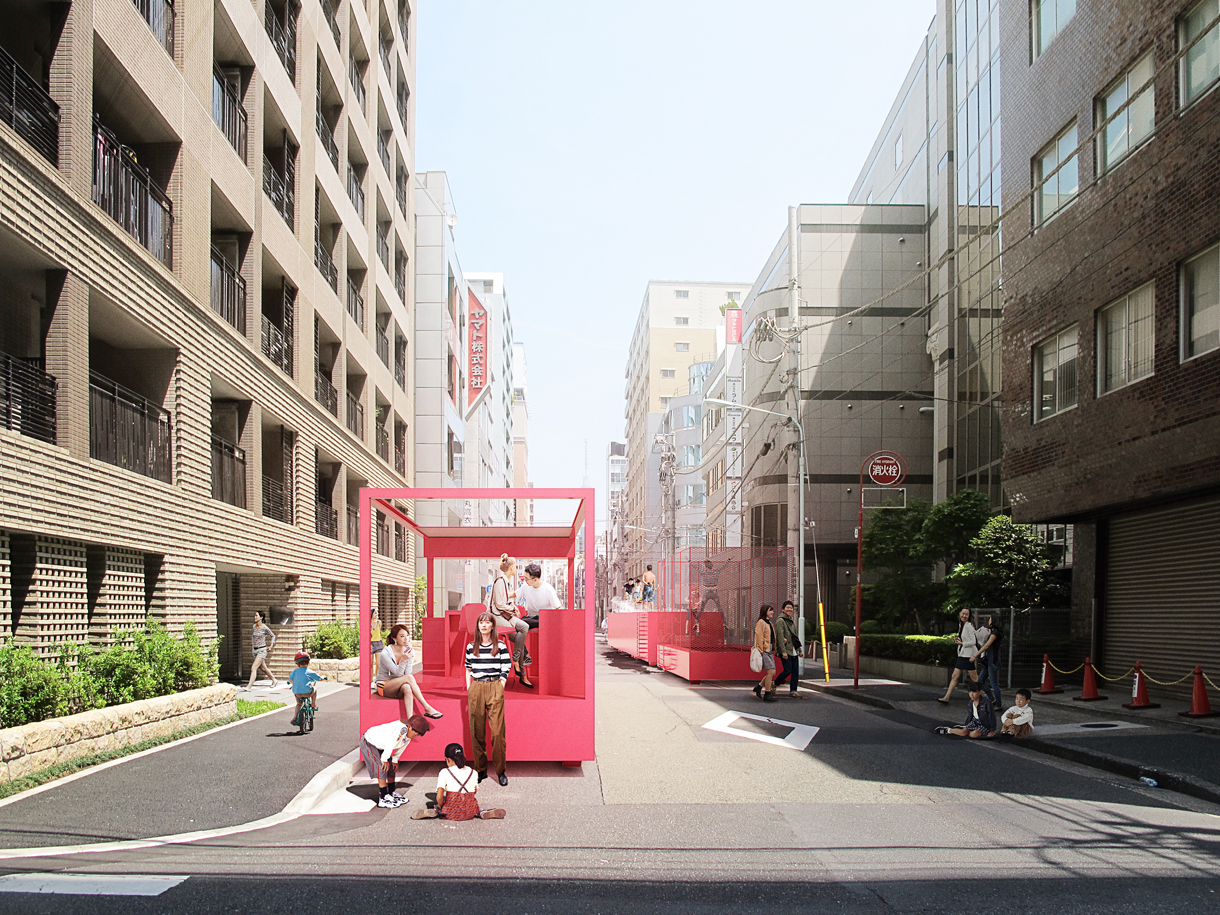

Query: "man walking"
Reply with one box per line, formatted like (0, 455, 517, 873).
(773, 600, 804, 698)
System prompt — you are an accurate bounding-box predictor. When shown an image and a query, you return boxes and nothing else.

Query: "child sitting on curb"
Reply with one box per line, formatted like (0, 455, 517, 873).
(412, 743, 506, 820)
(998, 688, 1035, 742)
(934, 683, 996, 739)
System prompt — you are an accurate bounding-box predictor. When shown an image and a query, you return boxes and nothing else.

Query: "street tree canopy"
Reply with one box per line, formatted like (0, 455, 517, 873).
(945, 515, 1068, 610)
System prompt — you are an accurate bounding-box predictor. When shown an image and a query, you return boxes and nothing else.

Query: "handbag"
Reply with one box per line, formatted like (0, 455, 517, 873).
(749, 646, 764, 673)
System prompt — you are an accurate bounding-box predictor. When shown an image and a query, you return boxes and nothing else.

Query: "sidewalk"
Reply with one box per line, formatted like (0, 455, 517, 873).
(800, 661, 1220, 805)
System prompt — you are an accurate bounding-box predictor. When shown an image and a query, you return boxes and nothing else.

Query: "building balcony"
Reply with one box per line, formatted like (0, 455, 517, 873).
(349, 57, 366, 113)
(0, 46, 59, 167)
(133, 0, 174, 57)
(375, 324, 390, 366)
(394, 259, 406, 304)
(261, 474, 292, 525)
(264, 1, 296, 81)
(377, 131, 390, 176)
(394, 525, 406, 562)
(314, 237, 337, 291)
(210, 435, 246, 508)
(346, 166, 365, 219)
(315, 366, 338, 416)
(92, 119, 173, 268)
(376, 423, 389, 461)
(396, 83, 408, 130)
(316, 106, 338, 171)
(321, 0, 341, 49)
(345, 391, 364, 439)
(375, 514, 390, 557)
(315, 500, 338, 539)
(212, 66, 247, 161)
(1, 353, 56, 445)
(262, 154, 294, 227)
(376, 224, 390, 268)
(261, 314, 293, 376)
(394, 445, 405, 476)
(346, 505, 358, 545)
(394, 341, 406, 391)
(346, 276, 365, 330)
(89, 370, 171, 484)
(379, 42, 392, 81)
(395, 171, 407, 219)
(210, 246, 246, 334)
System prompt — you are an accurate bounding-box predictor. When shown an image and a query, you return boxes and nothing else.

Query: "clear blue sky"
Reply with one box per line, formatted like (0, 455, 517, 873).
(415, 0, 937, 526)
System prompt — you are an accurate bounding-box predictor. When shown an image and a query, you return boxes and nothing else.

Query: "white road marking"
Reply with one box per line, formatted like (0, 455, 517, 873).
(702, 710, 820, 750)
(0, 873, 189, 896)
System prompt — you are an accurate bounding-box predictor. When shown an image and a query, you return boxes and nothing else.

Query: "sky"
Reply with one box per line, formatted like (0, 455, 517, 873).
(415, 0, 938, 528)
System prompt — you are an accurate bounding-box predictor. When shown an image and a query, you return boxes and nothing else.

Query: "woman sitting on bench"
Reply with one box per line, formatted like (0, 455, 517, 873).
(375, 623, 443, 719)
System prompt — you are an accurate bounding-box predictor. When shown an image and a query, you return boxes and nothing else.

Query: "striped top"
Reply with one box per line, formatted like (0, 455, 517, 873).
(466, 639, 511, 681)
(251, 624, 275, 651)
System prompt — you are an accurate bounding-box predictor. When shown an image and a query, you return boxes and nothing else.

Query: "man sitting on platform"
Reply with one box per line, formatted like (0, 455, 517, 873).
(522, 562, 563, 636)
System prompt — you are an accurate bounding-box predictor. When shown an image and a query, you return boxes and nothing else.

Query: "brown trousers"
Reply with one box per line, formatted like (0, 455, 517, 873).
(468, 679, 506, 775)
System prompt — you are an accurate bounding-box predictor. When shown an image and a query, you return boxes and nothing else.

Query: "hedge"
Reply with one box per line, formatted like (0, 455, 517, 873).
(302, 620, 361, 659)
(859, 633, 957, 668)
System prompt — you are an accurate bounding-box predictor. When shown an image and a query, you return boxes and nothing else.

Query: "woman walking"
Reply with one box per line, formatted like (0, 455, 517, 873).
(244, 610, 277, 689)
(937, 607, 980, 704)
(490, 553, 533, 688)
(752, 604, 778, 702)
(467, 612, 511, 786)
(375, 623, 443, 719)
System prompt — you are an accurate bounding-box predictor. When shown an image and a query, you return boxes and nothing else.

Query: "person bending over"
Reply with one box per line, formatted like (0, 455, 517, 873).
(360, 714, 431, 808)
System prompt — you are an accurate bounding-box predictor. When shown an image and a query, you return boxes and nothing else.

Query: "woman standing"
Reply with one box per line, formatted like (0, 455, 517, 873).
(370, 608, 385, 685)
(752, 604, 778, 702)
(244, 610, 277, 690)
(375, 624, 443, 719)
(937, 607, 980, 704)
(467, 612, 511, 786)
(490, 553, 533, 688)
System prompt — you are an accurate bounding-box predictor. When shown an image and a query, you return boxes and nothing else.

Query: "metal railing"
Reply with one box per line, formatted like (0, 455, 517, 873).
(395, 171, 407, 218)
(0, 46, 60, 166)
(396, 83, 408, 129)
(210, 246, 246, 333)
(1, 353, 57, 445)
(316, 106, 338, 170)
(321, 0, 340, 48)
(379, 41, 392, 81)
(395, 525, 406, 562)
(394, 258, 406, 304)
(262, 153, 293, 226)
(376, 423, 390, 461)
(261, 314, 293, 376)
(349, 56, 366, 113)
(314, 237, 337, 291)
(346, 505, 359, 545)
(394, 445, 406, 476)
(345, 390, 364, 439)
(376, 224, 390, 268)
(89, 370, 171, 484)
(315, 500, 338, 539)
(93, 119, 173, 268)
(315, 365, 338, 416)
(262, 475, 292, 524)
(394, 340, 406, 390)
(133, 0, 174, 57)
(376, 515, 390, 557)
(377, 131, 391, 176)
(212, 65, 247, 160)
(346, 165, 365, 219)
(211, 435, 246, 508)
(346, 276, 365, 330)
(265, 1, 296, 80)
(375, 324, 390, 366)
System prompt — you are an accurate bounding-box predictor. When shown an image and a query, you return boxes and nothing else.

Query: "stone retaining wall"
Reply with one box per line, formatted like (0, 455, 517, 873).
(0, 684, 237, 785)
(309, 656, 360, 682)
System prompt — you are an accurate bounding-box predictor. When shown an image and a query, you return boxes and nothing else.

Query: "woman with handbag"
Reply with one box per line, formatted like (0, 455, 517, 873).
(490, 553, 533, 688)
(411, 743, 506, 820)
(752, 604, 778, 702)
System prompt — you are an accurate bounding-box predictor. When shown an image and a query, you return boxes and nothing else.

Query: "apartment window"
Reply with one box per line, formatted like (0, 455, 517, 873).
(727, 291, 740, 302)
(1032, 0, 1076, 59)
(1034, 123, 1078, 224)
(708, 458, 725, 493)
(751, 502, 788, 549)
(675, 342, 690, 352)
(660, 368, 676, 379)
(894, 134, 903, 169)
(1098, 284, 1155, 393)
(1098, 53, 1155, 172)
(1033, 326, 1079, 420)
(680, 405, 701, 428)
(675, 289, 689, 298)
(659, 396, 672, 409)
(1182, 243, 1220, 360)
(681, 484, 706, 507)
(1182, 0, 1220, 104)
(682, 444, 701, 467)
(674, 316, 689, 326)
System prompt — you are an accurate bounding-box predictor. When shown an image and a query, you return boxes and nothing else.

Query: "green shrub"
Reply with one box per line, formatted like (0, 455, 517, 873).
(805, 619, 851, 644)
(0, 643, 68, 728)
(303, 620, 360, 659)
(83, 621, 217, 707)
(858, 619, 884, 635)
(859, 633, 957, 668)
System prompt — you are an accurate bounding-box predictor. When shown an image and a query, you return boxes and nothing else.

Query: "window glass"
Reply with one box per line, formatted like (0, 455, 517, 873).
(1099, 284, 1155, 393)
(674, 316, 689, 326)
(675, 342, 690, 351)
(682, 444, 701, 467)
(1183, 244, 1220, 359)
(1100, 53, 1155, 172)
(1034, 0, 1076, 58)
(1183, 0, 1220, 104)
(1034, 326, 1078, 420)
(1035, 123, 1078, 223)
(660, 368, 676, 379)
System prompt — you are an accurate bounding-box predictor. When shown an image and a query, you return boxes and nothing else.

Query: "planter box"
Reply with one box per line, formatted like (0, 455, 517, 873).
(309, 656, 359, 682)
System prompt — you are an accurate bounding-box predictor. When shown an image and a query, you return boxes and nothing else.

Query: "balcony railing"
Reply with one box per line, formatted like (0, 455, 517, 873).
(211, 435, 246, 508)
(394, 340, 406, 391)
(376, 423, 390, 461)
(265, 1, 296, 80)
(210, 246, 246, 334)
(261, 314, 293, 376)
(345, 390, 364, 439)
(0, 46, 60, 166)
(376, 224, 390, 268)
(377, 131, 391, 176)
(394, 445, 406, 476)
(321, 0, 341, 48)
(316, 106, 338, 171)
(396, 83, 408, 129)
(315, 365, 338, 416)
(346, 276, 365, 330)
(376, 515, 390, 557)
(394, 259, 406, 304)
(89, 371, 171, 484)
(262, 475, 292, 524)
(379, 41, 392, 81)
(375, 324, 390, 366)
(1, 353, 57, 445)
(93, 120, 173, 268)
(314, 237, 338, 291)
(346, 165, 365, 219)
(349, 57, 366, 113)
(262, 153, 293, 226)
(315, 500, 338, 539)
(133, 0, 174, 57)
(395, 525, 406, 562)
(212, 66, 247, 160)
(395, 171, 407, 218)
(346, 505, 359, 545)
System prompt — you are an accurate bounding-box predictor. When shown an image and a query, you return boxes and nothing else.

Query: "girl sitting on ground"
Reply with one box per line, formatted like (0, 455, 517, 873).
(411, 743, 506, 820)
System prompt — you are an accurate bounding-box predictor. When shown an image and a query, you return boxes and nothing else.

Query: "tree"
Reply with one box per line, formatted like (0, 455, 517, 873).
(918, 489, 992, 572)
(945, 515, 1068, 609)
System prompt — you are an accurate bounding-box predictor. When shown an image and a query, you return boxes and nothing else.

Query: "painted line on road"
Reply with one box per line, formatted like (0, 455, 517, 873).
(0, 873, 189, 896)
(703, 710, 819, 751)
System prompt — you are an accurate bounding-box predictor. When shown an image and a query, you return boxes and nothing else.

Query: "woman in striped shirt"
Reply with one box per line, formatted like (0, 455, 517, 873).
(466, 612, 512, 786)
(244, 610, 277, 689)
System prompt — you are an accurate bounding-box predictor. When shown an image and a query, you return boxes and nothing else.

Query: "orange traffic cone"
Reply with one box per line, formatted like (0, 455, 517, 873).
(1073, 657, 1108, 702)
(1122, 661, 1160, 710)
(1036, 654, 1063, 695)
(1179, 666, 1220, 719)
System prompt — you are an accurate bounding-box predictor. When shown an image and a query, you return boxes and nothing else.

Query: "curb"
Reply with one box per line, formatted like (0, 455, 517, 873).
(800, 680, 895, 710)
(283, 749, 363, 815)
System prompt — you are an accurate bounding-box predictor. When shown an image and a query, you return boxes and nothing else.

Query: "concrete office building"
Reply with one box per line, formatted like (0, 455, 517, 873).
(0, 0, 418, 679)
(656, 362, 712, 556)
(700, 343, 744, 553)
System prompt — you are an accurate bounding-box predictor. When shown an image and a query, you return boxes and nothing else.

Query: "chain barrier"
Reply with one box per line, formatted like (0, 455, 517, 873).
(1205, 672, 1220, 692)
(1048, 656, 1214, 689)
(1140, 669, 1194, 687)
(1090, 663, 1134, 682)
(1048, 659, 1085, 675)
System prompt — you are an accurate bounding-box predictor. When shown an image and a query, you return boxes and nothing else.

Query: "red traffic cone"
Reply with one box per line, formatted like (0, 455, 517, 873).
(1122, 661, 1160, 710)
(1179, 666, 1220, 719)
(1073, 657, 1108, 702)
(1036, 654, 1063, 695)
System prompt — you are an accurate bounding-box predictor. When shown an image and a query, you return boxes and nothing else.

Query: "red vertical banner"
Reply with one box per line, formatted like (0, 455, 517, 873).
(725, 307, 742, 344)
(468, 289, 487, 407)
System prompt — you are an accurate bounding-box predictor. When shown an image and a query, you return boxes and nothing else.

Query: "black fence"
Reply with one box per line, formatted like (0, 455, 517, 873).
(261, 314, 292, 376)
(346, 276, 365, 330)
(0, 45, 59, 166)
(264, 1, 296, 80)
(262, 475, 292, 524)
(89, 371, 172, 483)
(1, 353, 57, 444)
(316, 106, 338, 170)
(210, 246, 246, 333)
(315, 500, 338, 539)
(345, 391, 364, 439)
(314, 237, 337, 291)
(315, 367, 338, 416)
(262, 153, 294, 226)
(212, 65, 247, 160)
(93, 119, 173, 268)
(133, 0, 175, 57)
(346, 505, 359, 545)
(210, 435, 246, 508)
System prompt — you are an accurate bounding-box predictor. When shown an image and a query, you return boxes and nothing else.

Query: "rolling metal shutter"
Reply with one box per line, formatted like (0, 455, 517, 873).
(1104, 495, 1220, 694)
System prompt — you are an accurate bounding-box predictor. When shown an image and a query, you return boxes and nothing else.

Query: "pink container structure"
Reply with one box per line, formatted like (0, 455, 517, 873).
(358, 488, 594, 766)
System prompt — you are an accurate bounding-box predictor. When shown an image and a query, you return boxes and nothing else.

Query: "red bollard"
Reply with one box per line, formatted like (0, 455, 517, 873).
(1179, 666, 1220, 719)
(1073, 657, 1108, 702)
(1122, 661, 1160, 710)
(1036, 654, 1063, 695)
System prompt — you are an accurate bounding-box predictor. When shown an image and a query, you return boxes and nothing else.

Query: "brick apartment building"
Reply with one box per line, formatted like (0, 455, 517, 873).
(0, 0, 419, 680)
(1000, 0, 1220, 683)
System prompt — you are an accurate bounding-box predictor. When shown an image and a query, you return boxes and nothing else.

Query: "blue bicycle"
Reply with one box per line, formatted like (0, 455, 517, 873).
(297, 695, 315, 735)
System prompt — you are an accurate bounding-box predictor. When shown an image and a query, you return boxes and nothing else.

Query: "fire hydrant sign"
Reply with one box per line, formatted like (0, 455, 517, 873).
(867, 452, 905, 486)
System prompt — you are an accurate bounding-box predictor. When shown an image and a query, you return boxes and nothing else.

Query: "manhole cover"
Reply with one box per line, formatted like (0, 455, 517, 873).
(1081, 723, 1121, 729)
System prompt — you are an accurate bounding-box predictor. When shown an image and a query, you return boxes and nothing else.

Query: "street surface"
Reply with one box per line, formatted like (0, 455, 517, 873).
(0, 644, 1217, 913)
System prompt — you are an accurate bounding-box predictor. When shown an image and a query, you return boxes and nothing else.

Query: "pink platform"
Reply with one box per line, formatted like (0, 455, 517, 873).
(358, 488, 595, 766)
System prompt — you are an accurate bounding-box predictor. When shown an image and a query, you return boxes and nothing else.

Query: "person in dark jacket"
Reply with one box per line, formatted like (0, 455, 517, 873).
(947, 683, 997, 738)
(771, 600, 804, 698)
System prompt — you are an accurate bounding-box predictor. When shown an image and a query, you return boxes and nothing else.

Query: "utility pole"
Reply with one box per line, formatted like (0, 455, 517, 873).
(787, 205, 806, 676)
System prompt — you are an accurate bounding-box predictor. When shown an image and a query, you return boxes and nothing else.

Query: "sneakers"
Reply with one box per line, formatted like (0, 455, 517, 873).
(290, 716, 299, 727)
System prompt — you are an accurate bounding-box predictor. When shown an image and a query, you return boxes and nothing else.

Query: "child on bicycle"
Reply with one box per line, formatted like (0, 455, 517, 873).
(289, 651, 324, 726)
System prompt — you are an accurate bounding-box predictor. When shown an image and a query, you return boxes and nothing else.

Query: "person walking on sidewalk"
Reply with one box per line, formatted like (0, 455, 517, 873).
(752, 604, 778, 702)
(772, 600, 804, 698)
(375, 624, 443, 719)
(973, 612, 1003, 710)
(360, 714, 431, 808)
(467, 612, 512, 786)
(937, 607, 980, 704)
(245, 610, 277, 690)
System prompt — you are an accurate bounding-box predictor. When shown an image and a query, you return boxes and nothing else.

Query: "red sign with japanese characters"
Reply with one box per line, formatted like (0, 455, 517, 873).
(468, 289, 487, 407)
(725, 307, 742, 344)
(867, 452, 905, 486)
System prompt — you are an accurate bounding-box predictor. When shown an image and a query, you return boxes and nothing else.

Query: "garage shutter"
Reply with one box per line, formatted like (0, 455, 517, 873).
(1104, 495, 1220, 694)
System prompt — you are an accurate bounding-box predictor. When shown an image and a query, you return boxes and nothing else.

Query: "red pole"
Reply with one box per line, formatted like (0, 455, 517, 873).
(853, 463, 864, 689)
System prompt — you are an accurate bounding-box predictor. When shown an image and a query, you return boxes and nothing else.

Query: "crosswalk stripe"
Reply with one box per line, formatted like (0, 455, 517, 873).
(0, 873, 189, 896)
